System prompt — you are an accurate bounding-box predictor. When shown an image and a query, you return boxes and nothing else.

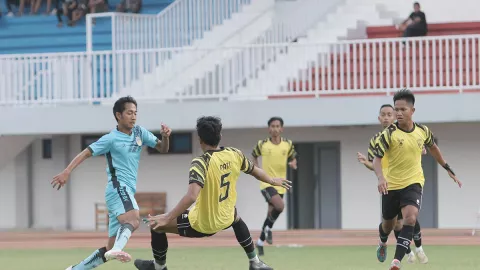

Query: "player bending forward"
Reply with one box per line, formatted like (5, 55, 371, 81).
(252, 117, 297, 256)
(134, 116, 291, 270)
(51, 96, 171, 270)
(372, 89, 462, 270)
(357, 104, 428, 264)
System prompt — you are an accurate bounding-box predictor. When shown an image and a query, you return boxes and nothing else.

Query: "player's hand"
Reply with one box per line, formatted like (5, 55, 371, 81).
(288, 159, 297, 170)
(357, 152, 367, 164)
(270, 178, 292, 190)
(51, 170, 70, 190)
(145, 214, 169, 230)
(422, 147, 427, 155)
(160, 123, 172, 138)
(448, 171, 462, 188)
(377, 177, 388, 195)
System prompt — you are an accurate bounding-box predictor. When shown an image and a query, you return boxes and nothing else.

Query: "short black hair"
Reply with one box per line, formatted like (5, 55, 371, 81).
(393, 88, 415, 105)
(113, 96, 137, 122)
(197, 116, 222, 147)
(413, 2, 420, 7)
(379, 104, 394, 113)
(268, 117, 284, 127)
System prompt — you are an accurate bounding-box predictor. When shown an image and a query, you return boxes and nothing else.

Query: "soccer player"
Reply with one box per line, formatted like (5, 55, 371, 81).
(50, 96, 172, 270)
(252, 117, 297, 256)
(372, 89, 462, 270)
(357, 104, 429, 264)
(133, 116, 291, 270)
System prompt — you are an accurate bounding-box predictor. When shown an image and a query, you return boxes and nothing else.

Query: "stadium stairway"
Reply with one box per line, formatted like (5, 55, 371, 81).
(114, 0, 276, 101)
(234, 0, 480, 98)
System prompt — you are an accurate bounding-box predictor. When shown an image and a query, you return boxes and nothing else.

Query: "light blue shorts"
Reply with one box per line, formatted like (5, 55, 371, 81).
(105, 186, 139, 237)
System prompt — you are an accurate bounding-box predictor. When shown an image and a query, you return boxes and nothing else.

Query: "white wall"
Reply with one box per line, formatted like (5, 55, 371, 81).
(2, 123, 480, 230)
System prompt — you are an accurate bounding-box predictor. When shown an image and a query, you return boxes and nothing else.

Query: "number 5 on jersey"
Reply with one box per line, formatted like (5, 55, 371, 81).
(219, 173, 231, 202)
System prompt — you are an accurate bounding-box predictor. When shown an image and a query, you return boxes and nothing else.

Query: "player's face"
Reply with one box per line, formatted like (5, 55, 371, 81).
(378, 107, 395, 128)
(394, 100, 414, 125)
(118, 102, 137, 129)
(268, 120, 283, 137)
(414, 4, 420, 12)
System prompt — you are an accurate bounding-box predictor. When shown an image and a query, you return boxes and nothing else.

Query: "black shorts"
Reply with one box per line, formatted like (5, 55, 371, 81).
(382, 183, 423, 220)
(177, 208, 237, 238)
(261, 187, 284, 203)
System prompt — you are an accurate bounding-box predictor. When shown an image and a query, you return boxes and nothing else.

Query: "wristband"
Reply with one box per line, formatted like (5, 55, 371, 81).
(443, 163, 455, 176)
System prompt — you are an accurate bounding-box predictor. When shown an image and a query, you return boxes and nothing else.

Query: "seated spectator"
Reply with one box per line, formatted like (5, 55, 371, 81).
(88, 0, 108, 24)
(116, 0, 141, 13)
(56, 0, 87, 27)
(397, 2, 428, 38)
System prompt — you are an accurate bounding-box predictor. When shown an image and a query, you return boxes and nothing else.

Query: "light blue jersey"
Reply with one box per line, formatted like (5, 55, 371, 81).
(88, 125, 158, 193)
(88, 125, 158, 237)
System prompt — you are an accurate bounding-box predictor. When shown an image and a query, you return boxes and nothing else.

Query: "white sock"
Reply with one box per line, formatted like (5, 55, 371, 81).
(154, 261, 166, 270)
(256, 239, 264, 246)
(249, 255, 260, 263)
(416, 246, 423, 252)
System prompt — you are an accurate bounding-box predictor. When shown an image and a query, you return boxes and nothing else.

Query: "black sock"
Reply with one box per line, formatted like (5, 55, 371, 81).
(394, 230, 412, 254)
(259, 208, 282, 241)
(413, 220, 422, 248)
(379, 223, 389, 244)
(394, 225, 414, 261)
(151, 229, 168, 265)
(233, 218, 256, 259)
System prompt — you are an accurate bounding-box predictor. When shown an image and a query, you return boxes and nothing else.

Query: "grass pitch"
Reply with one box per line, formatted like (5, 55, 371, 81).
(1, 246, 479, 270)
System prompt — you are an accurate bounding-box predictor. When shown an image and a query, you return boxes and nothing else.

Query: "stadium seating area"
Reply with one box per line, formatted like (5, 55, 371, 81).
(286, 21, 480, 94)
(0, 0, 173, 54)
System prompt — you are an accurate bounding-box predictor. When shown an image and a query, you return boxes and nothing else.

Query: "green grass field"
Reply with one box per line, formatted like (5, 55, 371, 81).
(1, 246, 479, 270)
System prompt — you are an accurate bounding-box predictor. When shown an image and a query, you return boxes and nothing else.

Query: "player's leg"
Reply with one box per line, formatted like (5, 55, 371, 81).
(66, 246, 108, 270)
(257, 187, 284, 248)
(134, 211, 183, 270)
(231, 213, 273, 270)
(257, 203, 273, 256)
(413, 218, 428, 263)
(377, 191, 400, 263)
(389, 184, 423, 270)
(104, 186, 141, 262)
(394, 214, 415, 263)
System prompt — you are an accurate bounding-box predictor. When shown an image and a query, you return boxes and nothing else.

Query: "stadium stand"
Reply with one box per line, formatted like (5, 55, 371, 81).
(0, 0, 173, 54)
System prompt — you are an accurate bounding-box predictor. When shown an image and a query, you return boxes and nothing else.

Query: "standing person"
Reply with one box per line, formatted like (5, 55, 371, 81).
(357, 104, 429, 264)
(372, 89, 462, 270)
(252, 117, 298, 256)
(51, 96, 172, 270)
(134, 116, 290, 270)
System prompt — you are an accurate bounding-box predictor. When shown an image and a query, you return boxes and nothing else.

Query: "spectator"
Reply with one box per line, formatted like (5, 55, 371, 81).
(56, 0, 86, 27)
(397, 2, 428, 38)
(116, 0, 141, 13)
(88, 0, 108, 24)
(6, 0, 19, 16)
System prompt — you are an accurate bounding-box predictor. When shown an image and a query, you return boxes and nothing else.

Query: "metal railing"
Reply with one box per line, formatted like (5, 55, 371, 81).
(0, 35, 479, 105)
(86, 0, 252, 52)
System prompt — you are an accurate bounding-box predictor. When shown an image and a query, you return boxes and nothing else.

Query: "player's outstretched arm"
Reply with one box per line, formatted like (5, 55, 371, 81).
(250, 166, 292, 190)
(166, 183, 201, 221)
(51, 148, 92, 190)
(427, 144, 462, 187)
(357, 152, 374, 171)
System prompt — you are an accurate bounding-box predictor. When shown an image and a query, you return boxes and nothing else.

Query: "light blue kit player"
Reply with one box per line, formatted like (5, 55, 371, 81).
(51, 96, 172, 270)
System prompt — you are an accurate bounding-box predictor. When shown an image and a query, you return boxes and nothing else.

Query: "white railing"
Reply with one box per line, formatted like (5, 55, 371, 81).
(86, 0, 252, 52)
(0, 35, 479, 105)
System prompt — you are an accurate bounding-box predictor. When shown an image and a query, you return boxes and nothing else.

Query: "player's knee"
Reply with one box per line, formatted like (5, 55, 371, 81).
(382, 219, 396, 232)
(394, 222, 403, 231)
(121, 220, 139, 231)
(402, 215, 417, 226)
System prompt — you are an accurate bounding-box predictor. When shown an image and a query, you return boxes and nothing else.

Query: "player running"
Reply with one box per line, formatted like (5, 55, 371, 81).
(134, 116, 291, 270)
(357, 104, 429, 264)
(51, 96, 172, 270)
(252, 117, 297, 256)
(372, 89, 462, 270)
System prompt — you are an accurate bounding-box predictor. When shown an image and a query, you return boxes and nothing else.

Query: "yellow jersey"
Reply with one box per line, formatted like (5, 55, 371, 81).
(252, 137, 297, 194)
(368, 131, 389, 174)
(373, 122, 435, 190)
(188, 147, 254, 234)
